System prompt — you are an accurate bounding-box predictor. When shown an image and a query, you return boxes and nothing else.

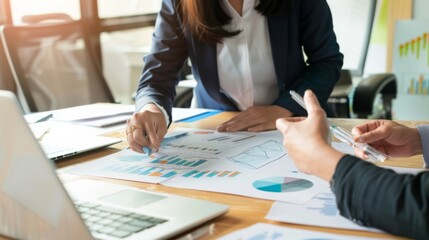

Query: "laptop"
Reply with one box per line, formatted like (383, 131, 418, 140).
(0, 90, 229, 240)
(38, 131, 122, 161)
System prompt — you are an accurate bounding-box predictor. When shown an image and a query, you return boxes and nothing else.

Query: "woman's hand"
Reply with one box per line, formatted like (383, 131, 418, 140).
(352, 120, 422, 159)
(126, 103, 167, 154)
(276, 90, 344, 181)
(217, 105, 293, 132)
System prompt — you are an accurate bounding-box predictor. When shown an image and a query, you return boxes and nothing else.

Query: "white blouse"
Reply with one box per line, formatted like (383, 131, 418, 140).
(216, 0, 278, 111)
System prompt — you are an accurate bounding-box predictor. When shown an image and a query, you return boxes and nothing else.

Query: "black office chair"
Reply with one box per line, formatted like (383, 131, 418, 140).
(352, 73, 397, 119)
(329, 70, 397, 119)
(0, 18, 115, 112)
(328, 70, 353, 118)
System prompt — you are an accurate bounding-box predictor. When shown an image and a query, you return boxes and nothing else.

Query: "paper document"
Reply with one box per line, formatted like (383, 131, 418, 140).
(218, 223, 385, 240)
(64, 130, 363, 204)
(266, 188, 381, 232)
(52, 103, 134, 121)
(51, 103, 134, 128)
(63, 128, 330, 204)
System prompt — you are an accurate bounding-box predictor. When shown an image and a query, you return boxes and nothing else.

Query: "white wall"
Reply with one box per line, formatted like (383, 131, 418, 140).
(413, 0, 429, 19)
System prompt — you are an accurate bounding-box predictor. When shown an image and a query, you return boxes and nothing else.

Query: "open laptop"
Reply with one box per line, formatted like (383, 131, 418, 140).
(0, 90, 229, 240)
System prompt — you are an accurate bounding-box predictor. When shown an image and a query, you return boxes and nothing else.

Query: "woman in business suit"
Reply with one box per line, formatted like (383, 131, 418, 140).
(127, 0, 343, 154)
(277, 90, 429, 239)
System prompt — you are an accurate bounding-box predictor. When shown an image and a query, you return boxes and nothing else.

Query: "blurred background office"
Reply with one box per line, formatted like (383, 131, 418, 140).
(0, 0, 428, 119)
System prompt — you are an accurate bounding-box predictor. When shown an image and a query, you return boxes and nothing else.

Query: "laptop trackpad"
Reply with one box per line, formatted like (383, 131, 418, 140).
(99, 189, 166, 208)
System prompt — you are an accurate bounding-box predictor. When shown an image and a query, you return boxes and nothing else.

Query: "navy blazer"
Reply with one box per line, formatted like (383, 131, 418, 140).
(136, 0, 343, 123)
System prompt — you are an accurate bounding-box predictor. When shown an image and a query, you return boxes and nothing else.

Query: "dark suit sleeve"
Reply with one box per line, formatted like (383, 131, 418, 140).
(274, 0, 343, 117)
(333, 155, 429, 239)
(135, 0, 188, 123)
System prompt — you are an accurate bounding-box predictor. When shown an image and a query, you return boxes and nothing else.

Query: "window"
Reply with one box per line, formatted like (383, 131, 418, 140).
(10, 0, 80, 24)
(97, 0, 161, 18)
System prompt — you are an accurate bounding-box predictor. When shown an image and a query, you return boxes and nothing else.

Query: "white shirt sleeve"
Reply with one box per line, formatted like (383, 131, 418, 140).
(417, 125, 429, 168)
(138, 102, 170, 127)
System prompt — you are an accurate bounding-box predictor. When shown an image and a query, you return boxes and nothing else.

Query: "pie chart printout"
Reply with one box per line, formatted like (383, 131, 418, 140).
(253, 177, 313, 193)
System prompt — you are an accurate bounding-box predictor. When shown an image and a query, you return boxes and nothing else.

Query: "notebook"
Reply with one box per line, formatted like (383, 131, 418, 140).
(0, 90, 229, 240)
(52, 103, 135, 127)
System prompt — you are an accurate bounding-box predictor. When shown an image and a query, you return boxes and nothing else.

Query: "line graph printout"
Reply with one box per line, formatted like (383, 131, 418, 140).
(266, 188, 380, 232)
(227, 140, 286, 169)
(161, 128, 270, 156)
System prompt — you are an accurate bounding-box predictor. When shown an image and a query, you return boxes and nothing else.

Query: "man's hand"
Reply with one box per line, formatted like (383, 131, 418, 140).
(352, 120, 422, 159)
(276, 90, 344, 182)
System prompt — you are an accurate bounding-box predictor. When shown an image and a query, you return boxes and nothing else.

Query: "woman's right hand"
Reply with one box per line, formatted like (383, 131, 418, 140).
(126, 104, 168, 154)
(352, 120, 422, 159)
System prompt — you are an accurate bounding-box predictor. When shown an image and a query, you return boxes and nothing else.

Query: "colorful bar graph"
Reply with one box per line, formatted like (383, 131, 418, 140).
(207, 171, 219, 177)
(182, 170, 241, 178)
(218, 171, 231, 177)
(406, 75, 429, 95)
(102, 164, 177, 178)
(398, 32, 429, 66)
(164, 143, 221, 154)
(151, 155, 208, 167)
(183, 170, 199, 177)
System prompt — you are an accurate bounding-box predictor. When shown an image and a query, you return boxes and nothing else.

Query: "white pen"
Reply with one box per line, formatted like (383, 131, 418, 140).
(290, 90, 387, 162)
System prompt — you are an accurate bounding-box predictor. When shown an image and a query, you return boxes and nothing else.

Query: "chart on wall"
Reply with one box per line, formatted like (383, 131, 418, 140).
(392, 20, 429, 120)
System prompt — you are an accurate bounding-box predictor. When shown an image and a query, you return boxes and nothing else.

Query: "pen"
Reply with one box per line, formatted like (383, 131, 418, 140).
(163, 131, 189, 142)
(289, 90, 387, 162)
(143, 131, 189, 155)
(35, 113, 53, 123)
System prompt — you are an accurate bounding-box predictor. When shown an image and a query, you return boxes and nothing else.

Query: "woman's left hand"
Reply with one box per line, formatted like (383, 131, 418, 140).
(217, 105, 293, 132)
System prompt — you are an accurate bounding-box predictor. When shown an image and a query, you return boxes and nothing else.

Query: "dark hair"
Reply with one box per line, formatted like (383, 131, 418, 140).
(177, 0, 294, 44)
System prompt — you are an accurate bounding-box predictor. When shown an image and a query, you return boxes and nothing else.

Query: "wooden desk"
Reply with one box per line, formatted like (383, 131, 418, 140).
(55, 113, 428, 239)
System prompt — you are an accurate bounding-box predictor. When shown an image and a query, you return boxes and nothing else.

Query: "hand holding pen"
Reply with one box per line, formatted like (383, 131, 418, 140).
(290, 90, 387, 162)
(126, 104, 168, 155)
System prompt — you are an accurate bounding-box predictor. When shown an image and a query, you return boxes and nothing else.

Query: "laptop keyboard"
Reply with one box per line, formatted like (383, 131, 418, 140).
(75, 202, 168, 239)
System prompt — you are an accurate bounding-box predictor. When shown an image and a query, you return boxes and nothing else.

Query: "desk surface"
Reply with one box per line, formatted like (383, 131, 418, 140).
(54, 113, 428, 239)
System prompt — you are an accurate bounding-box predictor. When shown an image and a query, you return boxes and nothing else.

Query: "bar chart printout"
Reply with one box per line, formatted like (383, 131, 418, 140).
(182, 170, 241, 178)
(219, 223, 381, 240)
(150, 155, 208, 168)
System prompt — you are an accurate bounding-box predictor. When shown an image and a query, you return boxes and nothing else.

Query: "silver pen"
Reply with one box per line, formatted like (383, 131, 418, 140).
(290, 90, 387, 162)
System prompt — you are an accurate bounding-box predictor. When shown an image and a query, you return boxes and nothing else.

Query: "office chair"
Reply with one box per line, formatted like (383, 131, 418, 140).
(0, 34, 16, 94)
(0, 19, 115, 112)
(352, 73, 397, 119)
(328, 70, 353, 118)
(329, 71, 397, 119)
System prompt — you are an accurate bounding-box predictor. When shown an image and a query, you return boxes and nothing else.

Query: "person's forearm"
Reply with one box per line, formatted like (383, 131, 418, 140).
(333, 155, 429, 239)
